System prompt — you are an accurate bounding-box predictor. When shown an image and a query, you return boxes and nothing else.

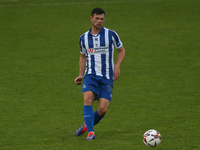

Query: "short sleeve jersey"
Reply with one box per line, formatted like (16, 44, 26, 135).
(79, 26, 123, 80)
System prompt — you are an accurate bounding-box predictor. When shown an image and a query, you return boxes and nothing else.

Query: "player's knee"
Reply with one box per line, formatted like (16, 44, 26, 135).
(83, 97, 93, 105)
(98, 107, 108, 116)
(83, 92, 94, 105)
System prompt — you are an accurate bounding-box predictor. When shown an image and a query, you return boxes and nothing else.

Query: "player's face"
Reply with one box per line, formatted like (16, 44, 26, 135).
(90, 13, 105, 30)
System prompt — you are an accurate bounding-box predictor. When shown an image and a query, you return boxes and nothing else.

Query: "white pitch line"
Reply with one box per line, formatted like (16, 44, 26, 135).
(0, 0, 132, 7)
(0, 0, 18, 2)
(0, 0, 176, 7)
(1, 0, 189, 7)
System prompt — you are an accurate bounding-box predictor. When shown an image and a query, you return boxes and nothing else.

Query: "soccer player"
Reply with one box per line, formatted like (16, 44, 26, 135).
(74, 7, 125, 141)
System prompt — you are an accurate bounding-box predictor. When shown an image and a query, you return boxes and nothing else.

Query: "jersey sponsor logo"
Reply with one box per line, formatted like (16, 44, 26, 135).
(87, 49, 94, 53)
(87, 47, 108, 55)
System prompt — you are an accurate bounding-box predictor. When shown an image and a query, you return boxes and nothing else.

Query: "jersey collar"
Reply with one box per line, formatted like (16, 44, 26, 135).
(88, 26, 104, 36)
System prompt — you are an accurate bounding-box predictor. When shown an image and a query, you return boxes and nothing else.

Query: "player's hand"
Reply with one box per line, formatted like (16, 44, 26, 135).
(113, 67, 120, 81)
(74, 76, 83, 85)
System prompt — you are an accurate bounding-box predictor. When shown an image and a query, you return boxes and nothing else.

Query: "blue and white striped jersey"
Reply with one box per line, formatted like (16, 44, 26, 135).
(79, 27, 123, 80)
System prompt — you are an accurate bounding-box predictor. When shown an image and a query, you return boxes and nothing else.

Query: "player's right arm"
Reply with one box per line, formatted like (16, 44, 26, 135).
(74, 53, 86, 85)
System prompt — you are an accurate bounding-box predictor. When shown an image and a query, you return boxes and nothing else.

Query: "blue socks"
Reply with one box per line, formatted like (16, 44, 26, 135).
(83, 105, 94, 132)
(83, 106, 105, 132)
(94, 110, 105, 125)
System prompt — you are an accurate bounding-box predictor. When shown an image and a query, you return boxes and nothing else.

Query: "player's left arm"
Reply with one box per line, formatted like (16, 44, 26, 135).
(113, 45, 125, 81)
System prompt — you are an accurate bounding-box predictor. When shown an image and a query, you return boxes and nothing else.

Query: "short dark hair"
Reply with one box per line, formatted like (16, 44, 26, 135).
(91, 7, 105, 17)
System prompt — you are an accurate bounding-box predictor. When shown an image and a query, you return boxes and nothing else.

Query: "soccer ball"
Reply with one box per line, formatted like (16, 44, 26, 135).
(143, 129, 161, 147)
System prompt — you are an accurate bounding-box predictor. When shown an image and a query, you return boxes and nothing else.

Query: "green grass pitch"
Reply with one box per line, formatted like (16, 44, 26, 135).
(0, 0, 200, 149)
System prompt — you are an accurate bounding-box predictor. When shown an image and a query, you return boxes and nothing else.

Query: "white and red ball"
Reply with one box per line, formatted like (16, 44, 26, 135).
(143, 129, 161, 147)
